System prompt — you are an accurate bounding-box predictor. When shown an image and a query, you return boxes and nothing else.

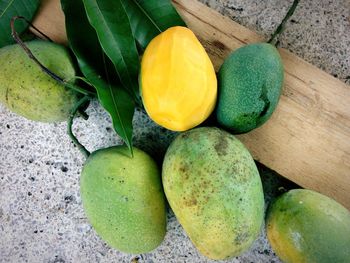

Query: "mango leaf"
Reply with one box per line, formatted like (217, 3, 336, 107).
(121, 0, 186, 49)
(81, 0, 140, 102)
(61, 0, 135, 155)
(0, 0, 40, 47)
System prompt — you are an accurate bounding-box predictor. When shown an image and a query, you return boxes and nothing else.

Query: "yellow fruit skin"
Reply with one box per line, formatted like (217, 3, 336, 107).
(163, 127, 264, 260)
(141, 26, 217, 131)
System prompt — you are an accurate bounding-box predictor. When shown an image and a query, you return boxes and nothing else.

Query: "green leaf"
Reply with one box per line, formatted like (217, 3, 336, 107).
(0, 0, 40, 47)
(121, 0, 186, 49)
(81, 0, 140, 102)
(61, 0, 135, 155)
(95, 54, 135, 157)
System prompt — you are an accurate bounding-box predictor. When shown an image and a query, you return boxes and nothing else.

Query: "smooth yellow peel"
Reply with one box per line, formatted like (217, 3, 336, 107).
(141, 26, 217, 131)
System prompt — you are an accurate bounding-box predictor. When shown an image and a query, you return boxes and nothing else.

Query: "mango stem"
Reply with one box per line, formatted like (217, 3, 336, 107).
(268, 0, 300, 45)
(10, 16, 95, 97)
(67, 96, 91, 158)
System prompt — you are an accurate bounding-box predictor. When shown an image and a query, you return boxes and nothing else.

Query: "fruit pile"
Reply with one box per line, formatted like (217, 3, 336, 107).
(0, 0, 349, 262)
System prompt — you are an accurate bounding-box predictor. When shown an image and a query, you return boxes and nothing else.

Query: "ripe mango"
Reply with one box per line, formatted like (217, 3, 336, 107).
(267, 189, 350, 263)
(162, 127, 264, 260)
(80, 146, 166, 254)
(216, 43, 284, 133)
(140, 26, 217, 132)
(0, 40, 78, 122)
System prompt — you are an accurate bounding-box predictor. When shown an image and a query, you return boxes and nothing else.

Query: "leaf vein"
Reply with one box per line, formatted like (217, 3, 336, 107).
(0, 0, 16, 18)
(102, 52, 129, 146)
(87, 0, 132, 86)
(132, 0, 162, 33)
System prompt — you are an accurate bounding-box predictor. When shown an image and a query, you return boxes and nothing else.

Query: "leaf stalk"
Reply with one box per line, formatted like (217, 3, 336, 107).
(67, 95, 91, 158)
(268, 0, 300, 45)
(10, 16, 95, 96)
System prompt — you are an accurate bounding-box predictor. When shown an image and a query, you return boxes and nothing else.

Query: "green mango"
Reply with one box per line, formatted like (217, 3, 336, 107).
(80, 146, 166, 254)
(216, 43, 284, 133)
(267, 189, 350, 263)
(162, 127, 264, 260)
(0, 40, 78, 122)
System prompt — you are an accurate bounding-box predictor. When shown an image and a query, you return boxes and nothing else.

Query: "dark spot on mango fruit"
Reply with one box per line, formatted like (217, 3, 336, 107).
(81, 146, 166, 254)
(214, 136, 229, 156)
(0, 40, 79, 122)
(216, 43, 283, 133)
(163, 127, 264, 260)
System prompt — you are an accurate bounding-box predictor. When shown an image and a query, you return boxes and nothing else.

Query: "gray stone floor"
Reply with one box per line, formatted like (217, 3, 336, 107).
(0, 0, 349, 262)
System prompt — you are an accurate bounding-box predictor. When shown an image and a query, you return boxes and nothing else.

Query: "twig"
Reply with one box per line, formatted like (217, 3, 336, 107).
(13, 16, 53, 42)
(67, 96, 91, 158)
(268, 0, 300, 45)
(78, 108, 89, 120)
(10, 16, 95, 96)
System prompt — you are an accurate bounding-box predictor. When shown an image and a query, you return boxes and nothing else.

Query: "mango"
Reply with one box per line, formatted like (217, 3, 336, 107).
(267, 189, 350, 263)
(140, 26, 217, 132)
(80, 146, 166, 254)
(162, 127, 264, 260)
(0, 40, 78, 122)
(216, 43, 284, 133)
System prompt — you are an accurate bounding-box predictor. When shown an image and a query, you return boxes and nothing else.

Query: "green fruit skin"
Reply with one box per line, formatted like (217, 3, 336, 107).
(162, 127, 264, 260)
(80, 146, 166, 254)
(0, 40, 78, 122)
(216, 43, 284, 133)
(267, 189, 350, 263)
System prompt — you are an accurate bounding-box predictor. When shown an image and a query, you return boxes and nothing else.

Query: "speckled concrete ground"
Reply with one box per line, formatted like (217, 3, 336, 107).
(0, 0, 349, 263)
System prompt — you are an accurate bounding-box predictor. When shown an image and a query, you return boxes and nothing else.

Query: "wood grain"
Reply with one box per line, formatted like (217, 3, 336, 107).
(32, 0, 67, 44)
(32, 0, 350, 209)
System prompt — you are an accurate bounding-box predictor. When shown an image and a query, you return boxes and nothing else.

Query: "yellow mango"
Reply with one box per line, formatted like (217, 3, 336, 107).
(140, 26, 217, 131)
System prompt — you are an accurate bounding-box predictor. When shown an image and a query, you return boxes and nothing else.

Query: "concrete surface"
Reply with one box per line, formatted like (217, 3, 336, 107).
(0, 0, 349, 262)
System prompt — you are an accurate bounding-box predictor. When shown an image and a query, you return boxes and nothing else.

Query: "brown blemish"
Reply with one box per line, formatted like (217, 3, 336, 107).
(184, 173, 189, 180)
(214, 136, 229, 156)
(226, 166, 238, 175)
(183, 198, 198, 207)
(200, 180, 210, 188)
(5, 86, 9, 103)
(234, 230, 250, 245)
(179, 163, 190, 180)
(180, 132, 190, 139)
(179, 165, 187, 173)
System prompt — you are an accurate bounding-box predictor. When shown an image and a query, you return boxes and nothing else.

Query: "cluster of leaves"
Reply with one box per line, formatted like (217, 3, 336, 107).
(61, 0, 186, 155)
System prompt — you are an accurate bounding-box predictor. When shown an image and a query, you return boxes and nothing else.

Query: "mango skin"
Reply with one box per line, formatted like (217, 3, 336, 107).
(0, 40, 78, 122)
(216, 43, 284, 133)
(162, 127, 264, 260)
(141, 26, 217, 132)
(267, 189, 350, 263)
(80, 146, 166, 254)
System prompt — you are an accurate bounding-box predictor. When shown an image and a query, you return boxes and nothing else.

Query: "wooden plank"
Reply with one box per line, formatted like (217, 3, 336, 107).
(31, 0, 350, 209)
(32, 0, 67, 44)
